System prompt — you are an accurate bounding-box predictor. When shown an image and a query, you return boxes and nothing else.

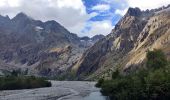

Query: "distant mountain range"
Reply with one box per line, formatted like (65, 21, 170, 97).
(0, 12, 104, 77)
(0, 4, 170, 80)
(72, 4, 170, 80)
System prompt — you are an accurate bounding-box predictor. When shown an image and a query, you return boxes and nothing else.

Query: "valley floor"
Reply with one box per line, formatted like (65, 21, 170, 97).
(0, 81, 105, 100)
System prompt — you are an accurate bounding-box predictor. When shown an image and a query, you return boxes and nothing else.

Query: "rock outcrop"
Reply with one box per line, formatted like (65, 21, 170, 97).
(73, 5, 170, 80)
(0, 12, 99, 77)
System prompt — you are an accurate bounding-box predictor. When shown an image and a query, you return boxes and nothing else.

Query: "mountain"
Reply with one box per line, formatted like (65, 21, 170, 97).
(0, 12, 100, 77)
(73, 5, 170, 80)
(79, 34, 105, 48)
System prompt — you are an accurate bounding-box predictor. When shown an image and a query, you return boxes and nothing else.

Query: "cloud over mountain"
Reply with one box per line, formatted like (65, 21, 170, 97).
(0, 0, 170, 37)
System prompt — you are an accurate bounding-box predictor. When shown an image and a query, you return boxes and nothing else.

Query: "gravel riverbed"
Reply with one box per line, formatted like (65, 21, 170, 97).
(0, 81, 103, 100)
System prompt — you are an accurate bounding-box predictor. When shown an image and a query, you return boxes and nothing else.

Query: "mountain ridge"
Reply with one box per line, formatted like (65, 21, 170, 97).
(72, 5, 170, 80)
(0, 12, 103, 78)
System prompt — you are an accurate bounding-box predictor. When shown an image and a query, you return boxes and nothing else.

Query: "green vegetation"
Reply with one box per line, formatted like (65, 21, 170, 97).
(0, 76, 51, 90)
(147, 49, 167, 69)
(96, 49, 170, 100)
(95, 78, 104, 87)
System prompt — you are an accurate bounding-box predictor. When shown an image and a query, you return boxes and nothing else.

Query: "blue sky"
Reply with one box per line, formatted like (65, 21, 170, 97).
(83, 0, 127, 23)
(81, 0, 170, 37)
(79, 0, 130, 36)
(0, 0, 170, 37)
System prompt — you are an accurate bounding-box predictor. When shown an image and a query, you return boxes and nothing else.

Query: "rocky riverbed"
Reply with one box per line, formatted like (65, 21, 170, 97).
(0, 81, 106, 100)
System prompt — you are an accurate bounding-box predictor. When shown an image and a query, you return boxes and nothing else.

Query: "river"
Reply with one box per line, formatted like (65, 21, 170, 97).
(0, 81, 107, 100)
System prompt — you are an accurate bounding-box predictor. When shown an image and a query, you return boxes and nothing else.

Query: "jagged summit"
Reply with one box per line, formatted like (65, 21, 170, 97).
(0, 15, 10, 20)
(13, 12, 29, 19)
(124, 4, 170, 18)
(126, 7, 142, 16)
(11, 12, 33, 24)
(91, 34, 105, 42)
(5, 15, 10, 20)
(73, 4, 170, 80)
(45, 20, 61, 26)
(80, 34, 105, 42)
(149, 4, 170, 12)
(0, 12, 102, 78)
(44, 20, 69, 33)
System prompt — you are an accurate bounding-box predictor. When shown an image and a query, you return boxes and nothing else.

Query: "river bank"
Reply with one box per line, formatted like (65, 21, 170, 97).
(0, 81, 106, 100)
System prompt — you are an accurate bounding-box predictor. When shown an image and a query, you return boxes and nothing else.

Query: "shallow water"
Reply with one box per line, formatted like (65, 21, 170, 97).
(0, 81, 108, 100)
(83, 91, 107, 100)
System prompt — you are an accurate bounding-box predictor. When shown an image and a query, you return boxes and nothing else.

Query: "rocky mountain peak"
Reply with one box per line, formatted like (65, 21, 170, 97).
(80, 34, 104, 42)
(45, 20, 60, 26)
(12, 12, 30, 20)
(72, 5, 170, 80)
(0, 15, 11, 27)
(91, 34, 105, 42)
(13, 12, 31, 21)
(80, 36, 90, 41)
(126, 7, 142, 17)
(5, 15, 10, 20)
(0, 15, 9, 21)
(0, 15, 10, 20)
(44, 20, 66, 33)
(0, 12, 101, 78)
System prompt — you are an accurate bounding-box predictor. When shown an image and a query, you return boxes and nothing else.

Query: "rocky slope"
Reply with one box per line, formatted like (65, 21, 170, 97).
(80, 35, 105, 48)
(0, 13, 101, 77)
(73, 5, 170, 80)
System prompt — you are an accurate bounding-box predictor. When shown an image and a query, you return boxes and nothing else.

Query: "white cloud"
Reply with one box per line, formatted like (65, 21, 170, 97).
(115, 8, 128, 16)
(1, 0, 168, 37)
(0, 0, 21, 7)
(127, 0, 170, 10)
(0, 0, 93, 36)
(52, 0, 86, 14)
(115, 0, 170, 16)
(0, 0, 6, 7)
(92, 4, 110, 11)
(82, 20, 114, 37)
(0, 0, 114, 37)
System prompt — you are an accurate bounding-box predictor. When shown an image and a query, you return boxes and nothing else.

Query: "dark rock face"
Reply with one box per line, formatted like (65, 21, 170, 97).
(74, 7, 148, 78)
(126, 7, 142, 16)
(79, 34, 105, 48)
(73, 5, 170, 79)
(80, 34, 105, 42)
(80, 36, 90, 41)
(0, 15, 10, 25)
(0, 12, 98, 77)
(91, 34, 105, 42)
(77, 38, 112, 76)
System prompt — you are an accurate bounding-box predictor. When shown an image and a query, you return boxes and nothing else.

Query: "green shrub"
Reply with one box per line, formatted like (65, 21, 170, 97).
(95, 78, 104, 87)
(144, 68, 170, 99)
(112, 69, 120, 79)
(0, 76, 51, 90)
(98, 49, 170, 100)
(147, 49, 167, 69)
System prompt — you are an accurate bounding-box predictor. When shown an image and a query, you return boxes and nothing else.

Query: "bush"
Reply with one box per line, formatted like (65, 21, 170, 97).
(0, 76, 51, 90)
(147, 49, 167, 69)
(112, 69, 120, 79)
(95, 78, 104, 87)
(98, 49, 170, 100)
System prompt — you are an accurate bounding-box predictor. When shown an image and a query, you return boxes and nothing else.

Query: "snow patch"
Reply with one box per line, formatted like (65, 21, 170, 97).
(35, 26, 43, 31)
(80, 40, 85, 42)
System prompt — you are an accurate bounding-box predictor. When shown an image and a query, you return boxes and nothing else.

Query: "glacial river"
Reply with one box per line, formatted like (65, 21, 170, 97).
(0, 81, 107, 100)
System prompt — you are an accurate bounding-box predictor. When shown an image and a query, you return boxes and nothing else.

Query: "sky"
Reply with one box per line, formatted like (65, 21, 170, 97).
(0, 0, 170, 37)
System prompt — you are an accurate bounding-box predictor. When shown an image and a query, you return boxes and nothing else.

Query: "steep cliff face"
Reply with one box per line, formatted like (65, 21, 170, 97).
(124, 7, 170, 72)
(73, 5, 170, 80)
(0, 12, 97, 77)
